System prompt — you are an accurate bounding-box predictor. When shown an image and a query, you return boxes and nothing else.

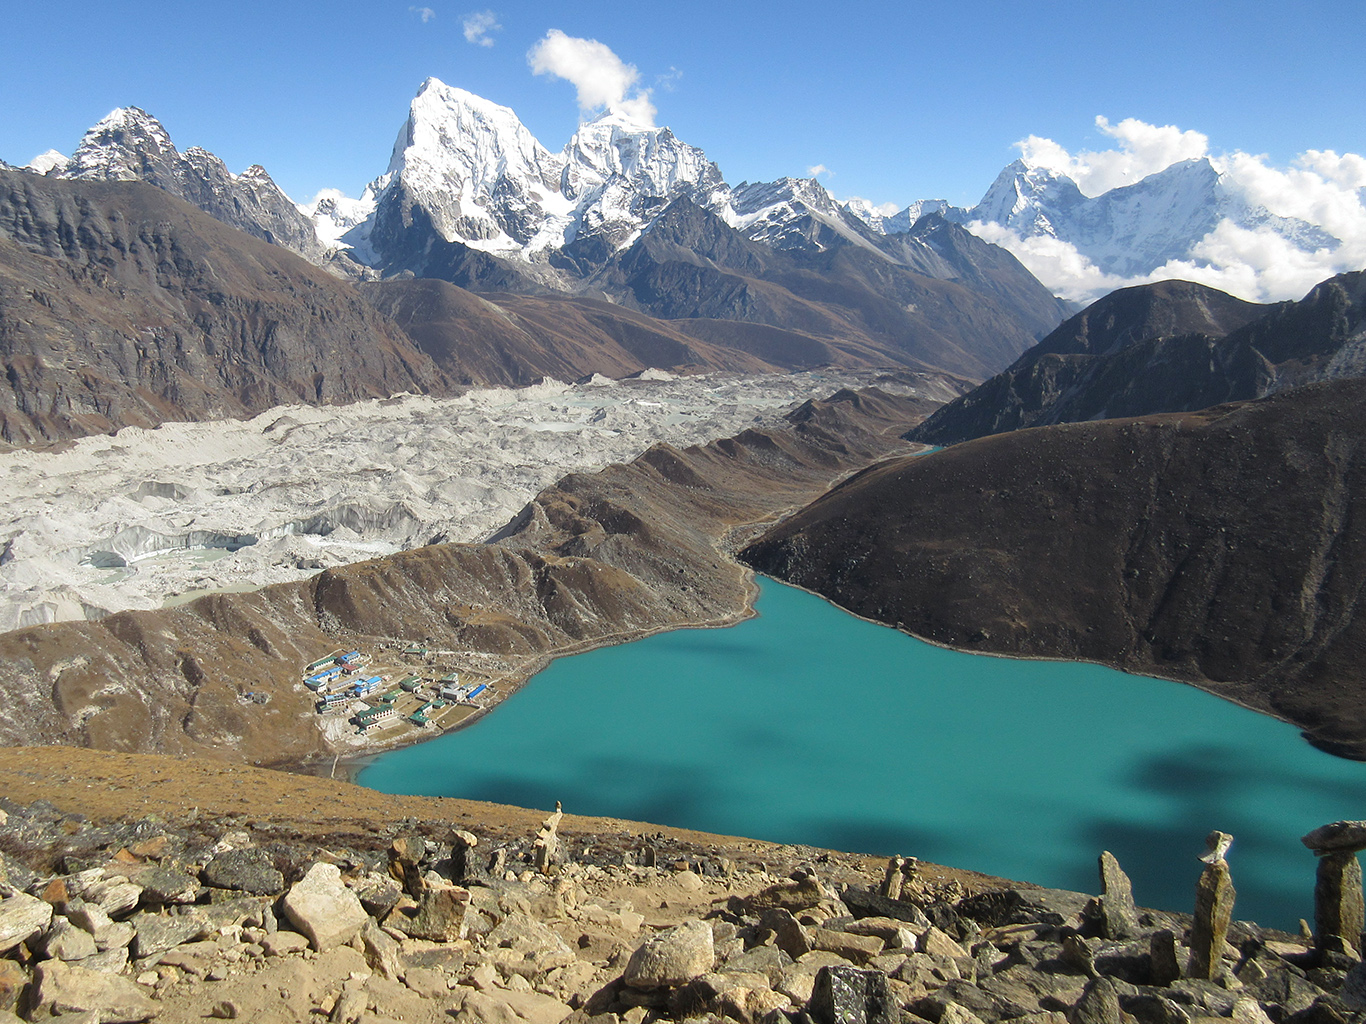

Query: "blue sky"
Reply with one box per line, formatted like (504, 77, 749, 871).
(2, 0, 1362, 210)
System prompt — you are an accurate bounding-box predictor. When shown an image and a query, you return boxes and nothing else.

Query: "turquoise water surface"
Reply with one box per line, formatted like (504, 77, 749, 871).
(359, 577, 1366, 929)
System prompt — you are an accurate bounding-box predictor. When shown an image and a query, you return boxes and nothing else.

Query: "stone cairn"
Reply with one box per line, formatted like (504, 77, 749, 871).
(1302, 819, 1366, 958)
(1188, 829, 1236, 980)
(535, 802, 566, 875)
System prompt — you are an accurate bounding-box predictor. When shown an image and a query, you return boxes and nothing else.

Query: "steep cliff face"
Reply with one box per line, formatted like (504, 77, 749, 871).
(0, 169, 450, 442)
(0, 385, 943, 763)
(746, 378, 1366, 757)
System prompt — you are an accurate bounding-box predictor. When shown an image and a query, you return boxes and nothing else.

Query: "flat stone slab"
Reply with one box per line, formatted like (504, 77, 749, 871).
(280, 863, 369, 951)
(1303, 821, 1366, 854)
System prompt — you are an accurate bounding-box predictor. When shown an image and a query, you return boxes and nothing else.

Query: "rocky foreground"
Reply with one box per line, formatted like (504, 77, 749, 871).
(0, 749, 1362, 1024)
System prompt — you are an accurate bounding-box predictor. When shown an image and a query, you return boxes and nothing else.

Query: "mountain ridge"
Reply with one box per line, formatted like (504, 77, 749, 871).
(908, 271, 1366, 445)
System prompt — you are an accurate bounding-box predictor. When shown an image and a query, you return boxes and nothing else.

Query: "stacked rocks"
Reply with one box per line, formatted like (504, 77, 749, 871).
(0, 800, 1362, 1024)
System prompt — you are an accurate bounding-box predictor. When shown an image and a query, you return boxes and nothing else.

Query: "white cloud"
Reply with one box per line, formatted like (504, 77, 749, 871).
(462, 10, 499, 46)
(1297, 149, 1366, 189)
(968, 220, 1132, 304)
(410, 6, 436, 24)
(1019, 116, 1209, 196)
(527, 29, 656, 125)
(808, 164, 832, 179)
(982, 117, 1366, 304)
(846, 197, 900, 217)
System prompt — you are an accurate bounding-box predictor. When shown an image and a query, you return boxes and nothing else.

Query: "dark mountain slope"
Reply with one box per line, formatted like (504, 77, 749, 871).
(0, 169, 451, 442)
(359, 278, 792, 383)
(590, 200, 1065, 379)
(911, 273, 1366, 446)
(745, 378, 1366, 758)
(910, 279, 1272, 443)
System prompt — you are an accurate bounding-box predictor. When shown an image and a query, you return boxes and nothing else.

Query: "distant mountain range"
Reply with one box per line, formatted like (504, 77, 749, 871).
(18, 79, 1363, 308)
(0, 83, 1092, 443)
(9, 77, 1364, 443)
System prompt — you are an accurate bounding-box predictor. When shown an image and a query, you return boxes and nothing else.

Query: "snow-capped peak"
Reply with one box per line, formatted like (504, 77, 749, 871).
(390, 78, 563, 192)
(723, 176, 889, 256)
(369, 76, 570, 254)
(560, 110, 724, 204)
(64, 106, 177, 181)
(23, 150, 67, 175)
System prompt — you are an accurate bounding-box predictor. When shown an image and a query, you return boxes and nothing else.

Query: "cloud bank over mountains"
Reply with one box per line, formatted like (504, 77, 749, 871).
(966, 116, 1366, 303)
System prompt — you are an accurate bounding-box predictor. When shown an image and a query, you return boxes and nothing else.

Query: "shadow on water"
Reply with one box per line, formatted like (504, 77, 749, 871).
(452, 756, 734, 837)
(1081, 740, 1366, 926)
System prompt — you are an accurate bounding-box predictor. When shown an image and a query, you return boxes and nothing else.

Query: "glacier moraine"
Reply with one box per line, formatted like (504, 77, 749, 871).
(0, 370, 945, 632)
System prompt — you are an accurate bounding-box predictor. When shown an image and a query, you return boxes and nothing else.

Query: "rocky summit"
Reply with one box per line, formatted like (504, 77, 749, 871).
(0, 750, 1361, 1024)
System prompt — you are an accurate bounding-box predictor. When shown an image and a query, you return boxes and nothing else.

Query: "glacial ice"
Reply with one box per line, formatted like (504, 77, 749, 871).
(0, 371, 916, 632)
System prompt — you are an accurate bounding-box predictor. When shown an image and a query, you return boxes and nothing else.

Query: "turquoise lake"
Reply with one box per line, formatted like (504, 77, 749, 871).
(359, 576, 1366, 930)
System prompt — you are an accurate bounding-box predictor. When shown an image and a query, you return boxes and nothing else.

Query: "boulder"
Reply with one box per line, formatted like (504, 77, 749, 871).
(920, 926, 967, 959)
(29, 959, 159, 1022)
(1150, 929, 1182, 987)
(745, 876, 827, 914)
(261, 930, 311, 956)
(1071, 976, 1122, 1024)
(128, 865, 201, 904)
(201, 847, 285, 896)
(389, 837, 428, 897)
(73, 947, 131, 974)
(760, 907, 813, 959)
(809, 965, 899, 1024)
(128, 909, 209, 959)
(722, 943, 792, 985)
(0, 958, 27, 1012)
(624, 919, 715, 989)
(66, 899, 135, 951)
(840, 887, 933, 927)
(404, 884, 470, 942)
(1188, 862, 1235, 980)
(942, 1006, 990, 1024)
(1303, 822, 1366, 855)
(1097, 852, 1140, 940)
(487, 912, 571, 954)
(84, 879, 142, 919)
(360, 919, 403, 980)
(280, 862, 369, 951)
(811, 928, 884, 964)
(0, 891, 52, 954)
(38, 915, 98, 961)
(1312, 852, 1364, 956)
(351, 872, 403, 916)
